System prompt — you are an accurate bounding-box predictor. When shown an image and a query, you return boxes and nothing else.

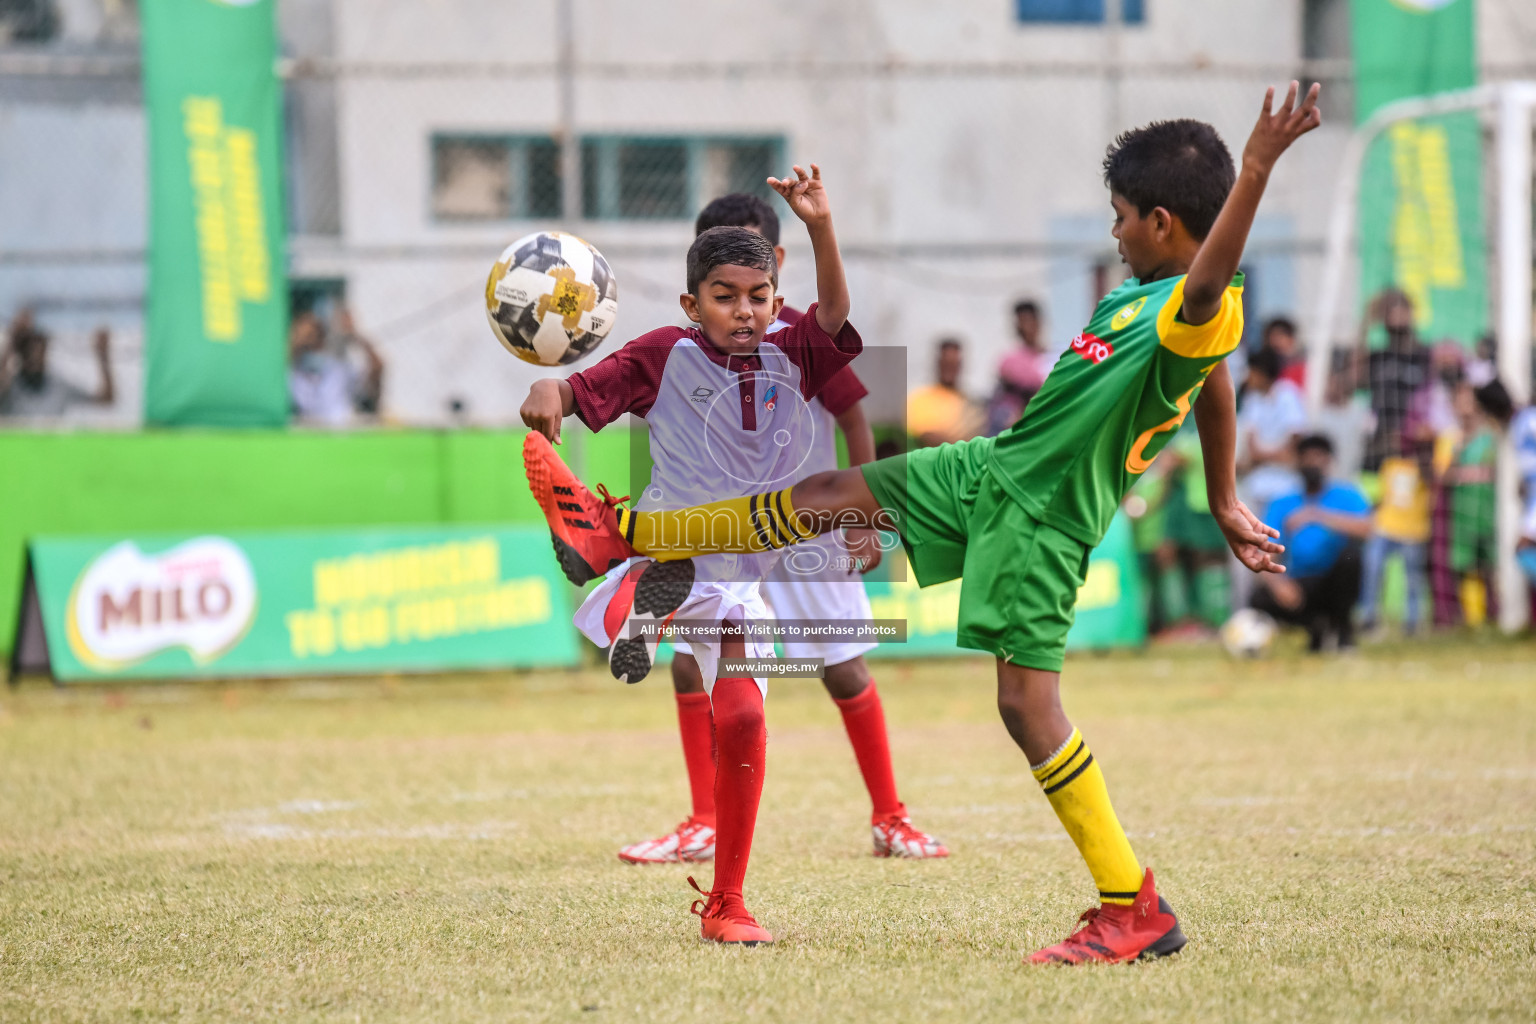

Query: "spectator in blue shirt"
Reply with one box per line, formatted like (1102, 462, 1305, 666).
(1251, 434, 1373, 652)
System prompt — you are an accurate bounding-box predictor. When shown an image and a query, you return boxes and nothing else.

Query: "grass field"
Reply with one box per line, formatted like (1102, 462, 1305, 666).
(2, 641, 1534, 1022)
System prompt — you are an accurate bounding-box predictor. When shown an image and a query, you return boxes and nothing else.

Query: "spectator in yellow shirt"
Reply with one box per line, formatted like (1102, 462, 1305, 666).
(907, 338, 983, 447)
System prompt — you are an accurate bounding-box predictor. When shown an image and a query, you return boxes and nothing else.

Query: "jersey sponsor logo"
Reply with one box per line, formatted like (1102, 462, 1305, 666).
(762, 384, 778, 411)
(1070, 332, 1114, 365)
(689, 386, 715, 404)
(1110, 295, 1147, 331)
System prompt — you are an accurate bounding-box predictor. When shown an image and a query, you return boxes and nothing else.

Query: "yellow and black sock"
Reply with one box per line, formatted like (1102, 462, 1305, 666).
(614, 487, 818, 559)
(1031, 727, 1143, 906)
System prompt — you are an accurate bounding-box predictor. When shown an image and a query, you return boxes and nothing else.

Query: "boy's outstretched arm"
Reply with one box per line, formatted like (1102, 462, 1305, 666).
(1183, 82, 1321, 325)
(1194, 361, 1286, 574)
(768, 164, 850, 336)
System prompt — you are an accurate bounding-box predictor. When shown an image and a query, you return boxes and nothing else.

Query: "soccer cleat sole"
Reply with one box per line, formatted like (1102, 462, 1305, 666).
(632, 558, 695, 616)
(550, 533, 602, 585)
(609, 636, 654, 685)
(606, 560, 694, 684)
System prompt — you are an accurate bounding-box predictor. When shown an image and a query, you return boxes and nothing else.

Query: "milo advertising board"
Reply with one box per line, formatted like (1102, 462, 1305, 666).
(27, 526, 578, 681)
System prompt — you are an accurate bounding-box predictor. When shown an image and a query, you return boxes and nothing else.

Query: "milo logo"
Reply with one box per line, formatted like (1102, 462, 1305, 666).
(66, 538, 257, 671)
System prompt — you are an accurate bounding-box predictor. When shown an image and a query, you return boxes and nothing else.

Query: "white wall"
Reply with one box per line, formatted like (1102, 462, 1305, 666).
(318, 0, 1347, 425)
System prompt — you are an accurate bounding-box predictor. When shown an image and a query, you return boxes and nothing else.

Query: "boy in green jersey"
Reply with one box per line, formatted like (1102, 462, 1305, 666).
(528, 84, 1320, 963)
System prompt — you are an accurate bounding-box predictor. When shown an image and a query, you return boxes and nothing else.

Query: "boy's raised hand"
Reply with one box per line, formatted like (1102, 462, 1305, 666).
(1243, 81, 1321, 174)
(768, 164, 831, 228)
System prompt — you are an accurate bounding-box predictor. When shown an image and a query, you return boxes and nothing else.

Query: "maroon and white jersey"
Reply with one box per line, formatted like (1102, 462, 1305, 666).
(568, 301, 862, 515)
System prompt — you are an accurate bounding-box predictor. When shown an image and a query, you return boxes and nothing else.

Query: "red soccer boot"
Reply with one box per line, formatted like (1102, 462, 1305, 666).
(1027, 869, 1186, 964)
(522, 430, 635, 584)
(688, 877, 773, 946)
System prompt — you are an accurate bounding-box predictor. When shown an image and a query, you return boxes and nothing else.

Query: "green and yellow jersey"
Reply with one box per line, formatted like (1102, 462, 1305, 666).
(988, 273, 1244, 548)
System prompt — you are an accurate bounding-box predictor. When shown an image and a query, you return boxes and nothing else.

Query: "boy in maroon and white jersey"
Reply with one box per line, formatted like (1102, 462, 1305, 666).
(615, 194, 948, 869)
(521, 166, 859, 945)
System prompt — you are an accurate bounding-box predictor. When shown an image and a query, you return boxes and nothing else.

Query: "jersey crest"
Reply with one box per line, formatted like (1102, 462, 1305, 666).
(762, 384, 778, 411)
(1110, 295, 1147, 331)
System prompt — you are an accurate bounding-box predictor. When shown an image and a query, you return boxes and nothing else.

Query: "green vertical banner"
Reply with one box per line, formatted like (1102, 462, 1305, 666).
(142, 0, 288, 426)
(1351, 0, 1484, 345)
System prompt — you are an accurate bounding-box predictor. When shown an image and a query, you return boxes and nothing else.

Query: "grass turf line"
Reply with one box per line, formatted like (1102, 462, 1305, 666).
(0, 642, 1533, 1022)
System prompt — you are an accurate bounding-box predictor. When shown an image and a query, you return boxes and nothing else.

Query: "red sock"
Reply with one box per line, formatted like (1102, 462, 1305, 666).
(675, 692, 716, 827)
(709, 678, 766, 901)
(833, 681, 904, 820)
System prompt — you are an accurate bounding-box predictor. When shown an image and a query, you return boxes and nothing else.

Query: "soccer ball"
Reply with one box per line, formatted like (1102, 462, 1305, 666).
(1220, 608, 1277, 659)
(485, 231, 619, 366)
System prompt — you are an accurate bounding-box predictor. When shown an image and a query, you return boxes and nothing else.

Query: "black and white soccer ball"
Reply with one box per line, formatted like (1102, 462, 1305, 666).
(485, 231, 619, 366)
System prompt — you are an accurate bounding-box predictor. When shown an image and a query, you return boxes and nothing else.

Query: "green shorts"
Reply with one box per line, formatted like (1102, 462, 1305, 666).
(860, 437, 1091, 672)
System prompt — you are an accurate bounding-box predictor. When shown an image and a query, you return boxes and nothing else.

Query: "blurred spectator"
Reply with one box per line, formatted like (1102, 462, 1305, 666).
(1423, 350, 1466, 628)
(986, 299, 1050, 434)
(1252, 434, 1372, 652)
(1236, 345, 1305, 516)
(1413, 342, 1466, 440)
(1310, 355, 1370, 479)
(1260, 315, 1306, 389)
(1356, 288, 1430, 472)
(1466, 333, 1498, 388)
(907, 338, 982, 447)
(288, 306, 384, 426)
(0, 313, 114, 418)
(1436, 380, 1513, 627)
(1360, 449, 1432, 635)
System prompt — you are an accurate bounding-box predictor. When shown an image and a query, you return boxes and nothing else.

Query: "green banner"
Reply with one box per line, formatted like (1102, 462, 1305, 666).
(142, 0, 288, 427)
(28, 527, 579, 681)
(864, 513, 1146, 659)
(1351, 0, 1484, 345)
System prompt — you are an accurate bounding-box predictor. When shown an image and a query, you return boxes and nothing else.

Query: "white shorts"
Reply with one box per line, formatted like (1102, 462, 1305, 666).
(762, 533, 877, 666)
(573, 554, 774, 697)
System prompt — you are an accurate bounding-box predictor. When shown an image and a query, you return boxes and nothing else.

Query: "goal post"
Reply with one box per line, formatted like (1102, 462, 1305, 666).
(1307, 82, 1536, 635)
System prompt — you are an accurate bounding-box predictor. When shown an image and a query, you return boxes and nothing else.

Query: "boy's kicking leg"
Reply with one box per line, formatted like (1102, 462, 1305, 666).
(996, 659, 1186, 964)
(523, 426, 878, 579)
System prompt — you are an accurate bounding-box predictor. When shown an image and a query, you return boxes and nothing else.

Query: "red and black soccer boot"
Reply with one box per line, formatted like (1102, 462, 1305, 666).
(602, 557, 695, 684)
(523, 430, 636, 584)
(1026, 869, 1187, 965)
(688, 877, 773, 946)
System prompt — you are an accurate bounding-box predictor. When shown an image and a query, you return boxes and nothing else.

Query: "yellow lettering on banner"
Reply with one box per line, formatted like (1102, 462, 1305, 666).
(1386, 121, 1466, 325)
(182, 95, 272, 343)
(285, 609, 336, 658)
(299, 536, 549, 656)
(224, 128, 270, 302)
(1415, 127, 1465, 289)
(313, 538, 504, 607)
